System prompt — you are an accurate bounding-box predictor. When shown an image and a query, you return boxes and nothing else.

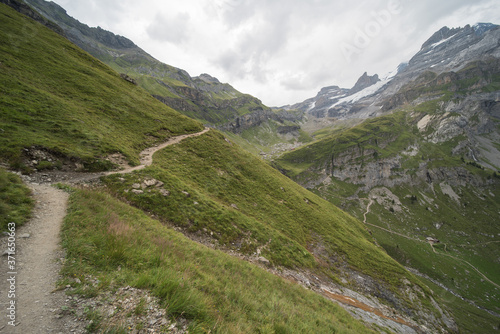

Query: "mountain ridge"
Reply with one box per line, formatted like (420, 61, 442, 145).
(0, 2, 456, 332)
(274, 22, 500, 334)
(291, 23, 500, 124)
(22, 0, 302, 131)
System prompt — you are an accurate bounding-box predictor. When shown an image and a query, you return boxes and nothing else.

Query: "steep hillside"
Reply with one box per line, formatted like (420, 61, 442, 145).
(22, 0, 301, 130)
(17, 0, 309, 156)
(101, 129, 456, 332)
(61, 188, 377, 334)
(0, 3, 456, 333)
(275, 27, 500, 333)
(0, 2, 203, 172)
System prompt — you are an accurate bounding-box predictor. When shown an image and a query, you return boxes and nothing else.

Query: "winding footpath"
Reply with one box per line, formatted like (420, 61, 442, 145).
(0, 128, 210, 333)
(361, 197, 500, 290)
(362, 198, 423, 243)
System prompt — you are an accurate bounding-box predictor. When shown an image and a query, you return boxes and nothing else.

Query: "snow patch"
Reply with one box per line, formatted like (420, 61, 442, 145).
(329, 94, 346, 100)
(329, 80, 384, 107)
(328, 67, 398, 108)
(429, 34, 457, 49)
(307, 101, 316, 111)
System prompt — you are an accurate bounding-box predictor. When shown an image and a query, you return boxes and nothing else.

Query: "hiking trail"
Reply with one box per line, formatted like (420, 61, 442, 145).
(0, 128, 209, 333)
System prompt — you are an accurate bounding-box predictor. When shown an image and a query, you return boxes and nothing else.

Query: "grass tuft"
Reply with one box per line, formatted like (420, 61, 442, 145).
(61, 187, 376, 333)
(0, 167, 33, 231)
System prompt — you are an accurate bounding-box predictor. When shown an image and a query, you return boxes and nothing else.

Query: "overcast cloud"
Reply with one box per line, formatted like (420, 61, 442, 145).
(51, 0, 500, 106)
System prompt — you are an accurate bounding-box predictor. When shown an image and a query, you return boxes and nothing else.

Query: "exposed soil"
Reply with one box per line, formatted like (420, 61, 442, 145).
(0, 127, 446, 333)
(0, 184, 85, 333)
(0, 129, 210, 333)
(321, 289, 418, 331)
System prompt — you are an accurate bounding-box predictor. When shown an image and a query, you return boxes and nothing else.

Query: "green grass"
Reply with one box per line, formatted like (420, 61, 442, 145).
(0, 3, 203, 170)
(420, 277, 500, 334)
(61, 187, 376, 333)
(224, 119, 313, 157)
(372, 183, 499, 306)
(310, 174, 500, 332)
(325, 181, 500, 332)
(0, 167, 34, 231)
(276, 111, 420, 179)
(27, 0, 272, 126)
(101, 130, 440, 319)
(274, 75, 500, 332)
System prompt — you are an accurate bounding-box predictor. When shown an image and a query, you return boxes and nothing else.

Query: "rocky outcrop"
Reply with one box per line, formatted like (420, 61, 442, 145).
(288, 86, 350, 118)
(217, 108, 304, 133)
(2, 0, 64, 35)
(120, 73, 137, 85)
(277, 125, 300, 134)
(194, 73, 220, 84)
(300, 90, 500, 191)
(349, 72, 380, 94)
(382, 58, 500, 111)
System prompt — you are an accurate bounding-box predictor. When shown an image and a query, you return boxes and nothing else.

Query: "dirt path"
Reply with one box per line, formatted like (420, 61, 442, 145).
(0, 184, 78, 333)
(362, 197, 423, 243)
(361, 197, 500, 290)
(106, 127, 210, 175)
(0, 128, 211, 333)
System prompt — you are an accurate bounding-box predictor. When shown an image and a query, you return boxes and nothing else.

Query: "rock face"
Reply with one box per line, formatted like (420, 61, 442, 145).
(1, 0, 64, 35)
(217, 108, 303, 133)
(299, 88, 500, 191)
(349, 72, 380, 94)
(288, 71, 385, 121)
(282, 23, 500, 193)
(195, 73, 220, 84)
(291, 23, 500, 123)
(299, 86, 350, 118)
(406, 23, 500, 77)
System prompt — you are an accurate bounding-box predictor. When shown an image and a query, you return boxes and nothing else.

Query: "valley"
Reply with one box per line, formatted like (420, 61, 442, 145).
(0, 0, 499, 333)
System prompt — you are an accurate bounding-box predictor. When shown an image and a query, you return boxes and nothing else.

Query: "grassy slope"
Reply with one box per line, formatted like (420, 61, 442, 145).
(0, 3, 451, 331)
(276, 110, 418, 182)
(61, 188, 375, 333)
(367, 184, 499, 317)
(25, 0, 270, 126)
(0, 4, 375, 332)
(99, 50, 270, 126)
(102, 130, 439, 319)
(275, 78, 500, 332)
(0, 3, 203, 170)
(327, 181, 500, 334)
(224, 119, 313, 157)
(101, 56, 273, 126)
(0, 167, 33, 231)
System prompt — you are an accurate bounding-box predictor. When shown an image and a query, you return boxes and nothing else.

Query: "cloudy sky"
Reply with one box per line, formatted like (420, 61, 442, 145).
(51, 0, 500, 106)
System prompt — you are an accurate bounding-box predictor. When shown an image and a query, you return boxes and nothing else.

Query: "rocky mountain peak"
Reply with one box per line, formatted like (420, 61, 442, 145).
(420, 25, 461, 49)
(25, 0, 137, 50)
(195, 73, 221, 84)
(349, 72, 380, 94)
(403, 22, 500, 79)
(472, 22, 499, 35)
